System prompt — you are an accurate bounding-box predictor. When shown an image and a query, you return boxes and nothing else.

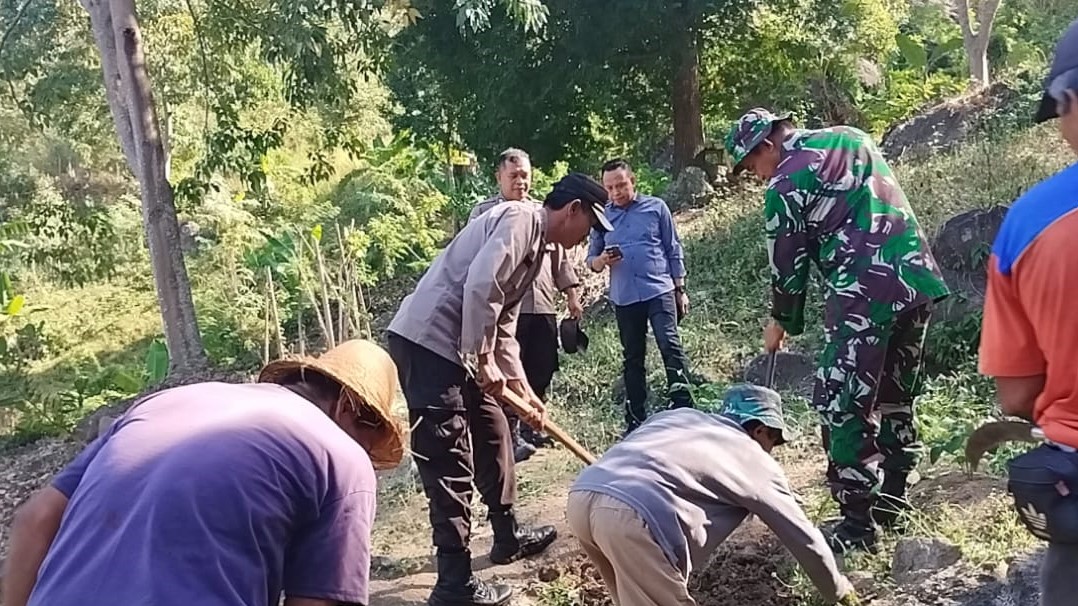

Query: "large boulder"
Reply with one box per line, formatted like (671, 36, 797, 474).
(881, 82, 1021, 162)
(663, 167, 718, 212)
(892, 537, 963, 585)
(932, 206, 1008, 272)
(930, 206, 1008, 322)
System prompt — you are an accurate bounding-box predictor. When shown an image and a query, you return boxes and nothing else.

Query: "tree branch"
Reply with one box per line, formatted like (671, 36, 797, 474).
(952, 0, 974, 42)
(977, 0, 1003, 42)
(79, 0, 140, 176)
(0, 0, 36, 60)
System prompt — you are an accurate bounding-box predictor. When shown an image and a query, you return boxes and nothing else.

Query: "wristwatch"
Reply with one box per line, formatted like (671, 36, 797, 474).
(674, 286, 686, 293)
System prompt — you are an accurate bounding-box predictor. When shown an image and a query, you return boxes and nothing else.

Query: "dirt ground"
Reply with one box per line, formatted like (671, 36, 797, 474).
(368, 434, 1044, 606)
(368, 440, 841, 606)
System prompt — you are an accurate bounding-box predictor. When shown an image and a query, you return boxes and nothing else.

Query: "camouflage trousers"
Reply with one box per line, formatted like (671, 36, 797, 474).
(813, 304, 933, 515)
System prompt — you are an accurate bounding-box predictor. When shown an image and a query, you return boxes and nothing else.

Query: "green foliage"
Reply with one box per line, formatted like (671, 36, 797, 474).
(144, 340, 169, 387)
(386, 0, 758, 169)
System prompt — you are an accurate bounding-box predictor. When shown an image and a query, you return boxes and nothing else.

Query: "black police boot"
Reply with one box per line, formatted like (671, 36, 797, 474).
(488, 509, 557, 565)
(520, 423, 554, 448)
(872, 473, 911, 531)
(428, 551, 512, 606)
(507, 416, 536, 464)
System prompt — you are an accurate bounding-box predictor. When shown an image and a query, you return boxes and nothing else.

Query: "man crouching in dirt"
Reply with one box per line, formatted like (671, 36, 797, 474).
(567, 385, 861, 606)
(387, 172, 613, 606)
(977, 18, 1078, 606)
(726, 108, 950, 553)
(3, 339, 407, 606)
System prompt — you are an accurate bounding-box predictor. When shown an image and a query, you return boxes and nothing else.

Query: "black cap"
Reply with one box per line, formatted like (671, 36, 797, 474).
(1035, 17, 1078, 123)
(544, 172, 614, 233)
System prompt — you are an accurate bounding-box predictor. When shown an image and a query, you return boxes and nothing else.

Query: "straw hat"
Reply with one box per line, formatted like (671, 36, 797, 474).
(258, 339, 406, 470)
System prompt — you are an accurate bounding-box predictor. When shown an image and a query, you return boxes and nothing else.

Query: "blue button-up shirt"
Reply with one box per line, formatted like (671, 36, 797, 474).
(587, 194, 687, 307)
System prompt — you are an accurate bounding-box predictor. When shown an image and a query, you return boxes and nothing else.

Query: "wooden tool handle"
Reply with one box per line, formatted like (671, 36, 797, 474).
(498, 389, 597, 465)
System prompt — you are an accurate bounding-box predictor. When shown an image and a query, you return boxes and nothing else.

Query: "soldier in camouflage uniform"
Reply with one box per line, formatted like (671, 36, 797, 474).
(725, 108, 950, 553)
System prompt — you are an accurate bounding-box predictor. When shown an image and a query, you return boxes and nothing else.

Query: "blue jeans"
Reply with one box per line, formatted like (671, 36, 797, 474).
(614, 290, 693, 429)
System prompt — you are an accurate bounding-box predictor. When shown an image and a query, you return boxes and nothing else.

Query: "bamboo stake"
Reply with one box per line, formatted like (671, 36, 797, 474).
(298, 232, 331, 349)
(297, 300, 305, 356)
(311, 232, 336, 348)
(348, 220, 372, 339)
(262, 281, 271, 364)
(338, 267, 347, 342)
(336, 222, 358, 338)
(267, 267, 283, 358)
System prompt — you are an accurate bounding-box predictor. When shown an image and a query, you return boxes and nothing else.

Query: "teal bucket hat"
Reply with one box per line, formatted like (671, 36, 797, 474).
(721, 383, 797, 444)
(724, 108, 793, 169)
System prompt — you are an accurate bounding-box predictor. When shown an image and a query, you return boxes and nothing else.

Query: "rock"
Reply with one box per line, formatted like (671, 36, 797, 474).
(931, 206, 1008, 323)
(537, 565, 561, 583)
(932, 206, 1008, 273)
(75, 400, 135, 444)
(97, 414, 117, 438)
(180, 221, 201, 253)
(663, 167, 717, 212)
(891, 537, 962, 585)
(847, 570, 876, 592)
(880, 82, 1021, 161)
(742, 351, 816, 398)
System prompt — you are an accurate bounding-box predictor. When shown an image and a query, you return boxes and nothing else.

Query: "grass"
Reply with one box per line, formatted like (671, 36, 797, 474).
(535, 123, 1072, 604)
(1, 119, 1073, 602)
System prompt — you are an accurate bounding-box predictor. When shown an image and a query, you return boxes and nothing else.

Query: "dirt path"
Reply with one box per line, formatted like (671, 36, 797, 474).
(368, 439, 836, 606)
(369, 448, 583, 606)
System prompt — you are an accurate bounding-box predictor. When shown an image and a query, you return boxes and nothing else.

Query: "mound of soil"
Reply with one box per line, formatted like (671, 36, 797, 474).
(690, 530, 799, 606)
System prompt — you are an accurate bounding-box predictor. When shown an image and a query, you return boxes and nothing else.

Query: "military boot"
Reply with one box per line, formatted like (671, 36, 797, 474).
(872, 473, 911, 531)
(823, 506, 878, 554)
(508, 416, 536, 463)
(488, 509, 557, 565)
(428, 551, 512, 606)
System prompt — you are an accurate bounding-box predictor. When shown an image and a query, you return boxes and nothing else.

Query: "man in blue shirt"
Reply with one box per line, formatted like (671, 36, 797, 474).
(588, 158, 694, 433)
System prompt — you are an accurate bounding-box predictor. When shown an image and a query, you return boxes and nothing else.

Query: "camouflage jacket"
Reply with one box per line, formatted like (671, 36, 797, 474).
(765, 126, 950, 336)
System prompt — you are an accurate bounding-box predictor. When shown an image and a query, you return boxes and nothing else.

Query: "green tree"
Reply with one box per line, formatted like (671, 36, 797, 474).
(2, 0, 550, 377)
(953, 0, 1004, 86)
(388, 0, 758, 173)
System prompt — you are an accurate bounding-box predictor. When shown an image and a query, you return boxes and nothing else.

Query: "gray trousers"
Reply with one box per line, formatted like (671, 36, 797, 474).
(1042, 543, 1078, 606)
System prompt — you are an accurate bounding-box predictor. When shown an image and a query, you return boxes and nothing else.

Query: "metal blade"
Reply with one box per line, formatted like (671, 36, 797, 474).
(964, 420, 1041, 472)
(765, 351, 777, 390)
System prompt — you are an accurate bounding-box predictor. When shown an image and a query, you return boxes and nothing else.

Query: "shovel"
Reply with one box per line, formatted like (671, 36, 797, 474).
(498, 389, 598, 466)
(764, 350, 778, 389)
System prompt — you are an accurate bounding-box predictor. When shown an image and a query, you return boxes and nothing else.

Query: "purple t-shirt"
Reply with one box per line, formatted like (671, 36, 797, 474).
(27, 382, 376, 606)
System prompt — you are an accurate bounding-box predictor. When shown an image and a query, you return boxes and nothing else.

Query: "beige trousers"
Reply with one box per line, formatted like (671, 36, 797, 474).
(566, 491, 697, 606)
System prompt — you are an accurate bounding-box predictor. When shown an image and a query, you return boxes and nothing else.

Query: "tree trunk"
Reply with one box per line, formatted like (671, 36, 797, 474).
(106, 0, 208, 376)
(161, 96, 173, 182)
(671, 27, 703, 174)
(954, 0, 1003, 87)
(80, 0, 138, 176)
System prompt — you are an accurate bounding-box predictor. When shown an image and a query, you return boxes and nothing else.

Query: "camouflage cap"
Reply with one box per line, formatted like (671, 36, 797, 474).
(721, 383, 796, 444)
(724, 108, 793, 168)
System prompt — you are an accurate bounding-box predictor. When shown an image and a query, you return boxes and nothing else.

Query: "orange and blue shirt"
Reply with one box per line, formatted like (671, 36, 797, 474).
(979, 162, 1078, 448)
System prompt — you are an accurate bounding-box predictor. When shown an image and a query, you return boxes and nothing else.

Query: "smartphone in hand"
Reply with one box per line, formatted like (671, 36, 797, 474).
(604, 245, 623, 260)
